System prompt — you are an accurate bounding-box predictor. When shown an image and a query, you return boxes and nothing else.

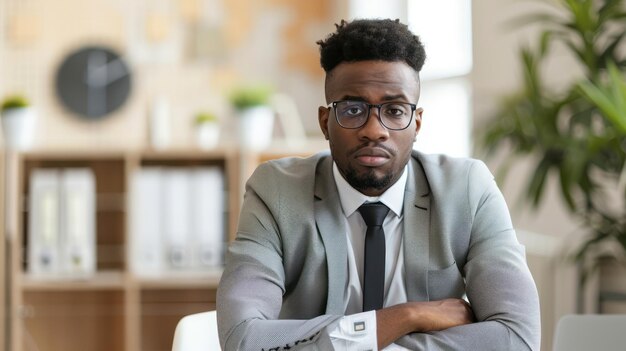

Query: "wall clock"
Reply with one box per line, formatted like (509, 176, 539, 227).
(55, 46, 132, 120)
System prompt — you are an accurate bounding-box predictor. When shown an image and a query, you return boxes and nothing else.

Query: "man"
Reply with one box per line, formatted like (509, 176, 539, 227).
(217, 19, 540, 350)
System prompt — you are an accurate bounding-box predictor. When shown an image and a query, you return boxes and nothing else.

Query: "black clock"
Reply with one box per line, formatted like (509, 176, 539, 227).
(55, 46, 132, 120)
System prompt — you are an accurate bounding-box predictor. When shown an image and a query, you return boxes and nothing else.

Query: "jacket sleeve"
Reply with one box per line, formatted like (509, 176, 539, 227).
(395, 160, 541, 350)
(216, 163, 341, 351)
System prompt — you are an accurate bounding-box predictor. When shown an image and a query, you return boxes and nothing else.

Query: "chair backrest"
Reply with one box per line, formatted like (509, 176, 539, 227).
(172, 310, 221, 351)
(553, 314, 626, 351)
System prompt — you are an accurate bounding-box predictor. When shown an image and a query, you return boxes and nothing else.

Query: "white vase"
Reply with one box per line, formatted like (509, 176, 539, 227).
(1, 107, 37, 150)
(196, 123, 220, 150)
(149, 98, 170, 149)
(237, 106, 274, 150)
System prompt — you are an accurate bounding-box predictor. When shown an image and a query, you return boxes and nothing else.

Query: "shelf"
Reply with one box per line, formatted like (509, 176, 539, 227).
(20, 271, 126, 291)
(22, 289, 125, 351)
(137, 148, 235, 160)
(134, 269, 222, 289)
(141, 287, 216, 351)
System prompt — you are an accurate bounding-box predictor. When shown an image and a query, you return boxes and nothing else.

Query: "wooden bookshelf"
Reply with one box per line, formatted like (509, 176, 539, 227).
(6, 149, 239, 351)
(5, 145, 326, 351)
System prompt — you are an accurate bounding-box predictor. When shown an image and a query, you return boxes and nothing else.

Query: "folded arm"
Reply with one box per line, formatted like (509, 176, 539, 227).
(376, 299, 475, 349)
(388, 161, 541, 350)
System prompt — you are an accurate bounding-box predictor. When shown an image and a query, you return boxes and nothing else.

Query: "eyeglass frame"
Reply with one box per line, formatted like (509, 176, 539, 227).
(327, 100, 418, 130)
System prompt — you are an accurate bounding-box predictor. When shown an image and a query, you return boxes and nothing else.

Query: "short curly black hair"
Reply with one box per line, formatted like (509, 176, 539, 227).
(317, 19, 426, 73)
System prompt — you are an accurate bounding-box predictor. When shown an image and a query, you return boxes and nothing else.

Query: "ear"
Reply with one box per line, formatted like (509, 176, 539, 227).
(318, 105, 330, 140)
(414, 107, 423, 140)
(413, 107, 424, 141)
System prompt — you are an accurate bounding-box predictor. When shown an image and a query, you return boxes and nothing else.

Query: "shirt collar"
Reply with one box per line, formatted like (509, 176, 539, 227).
(332, 162, 408, 218)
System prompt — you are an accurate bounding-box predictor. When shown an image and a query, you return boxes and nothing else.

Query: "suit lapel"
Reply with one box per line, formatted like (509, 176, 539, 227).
(314, 157, 349, 315)
(403, 157, 430, 301)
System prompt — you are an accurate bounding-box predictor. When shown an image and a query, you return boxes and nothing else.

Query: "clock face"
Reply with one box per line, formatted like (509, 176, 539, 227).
(55, 46, 132, 120)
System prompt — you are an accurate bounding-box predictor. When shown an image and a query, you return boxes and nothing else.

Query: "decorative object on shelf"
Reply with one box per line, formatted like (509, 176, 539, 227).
(193, 111, 220, 149)
(480, 0, 626, 308)
(149, 96, 171, 149)
(55, 46, 132, 120)
(269, 93, 307, 148)
(1, 94, 37, 150)
(230, 84, 275, 150)
(127, 1, 184, 64)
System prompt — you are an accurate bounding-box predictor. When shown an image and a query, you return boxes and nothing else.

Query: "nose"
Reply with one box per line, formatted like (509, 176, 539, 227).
(358, 106, 389, 141)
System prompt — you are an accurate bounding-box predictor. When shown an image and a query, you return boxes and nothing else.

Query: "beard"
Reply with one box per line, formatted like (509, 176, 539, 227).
(343, 166, 393, 192)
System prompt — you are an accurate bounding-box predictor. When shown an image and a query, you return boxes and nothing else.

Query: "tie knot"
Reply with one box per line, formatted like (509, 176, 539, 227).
(358, 202, 389, 227)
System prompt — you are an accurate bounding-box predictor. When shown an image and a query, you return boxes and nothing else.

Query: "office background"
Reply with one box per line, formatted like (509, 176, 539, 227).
(1, 0, 618, 350)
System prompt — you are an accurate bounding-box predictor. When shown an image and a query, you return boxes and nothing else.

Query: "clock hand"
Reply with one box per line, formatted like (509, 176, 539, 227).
(101, 59, 129, 85)
(85, 51, 108, 117)
(85, 55, 129, 87)
(85, 51, 108, 87)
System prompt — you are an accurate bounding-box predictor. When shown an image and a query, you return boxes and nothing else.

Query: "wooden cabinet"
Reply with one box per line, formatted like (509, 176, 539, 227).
(7, 149, 239, 351)
(5, 145, 324, 351)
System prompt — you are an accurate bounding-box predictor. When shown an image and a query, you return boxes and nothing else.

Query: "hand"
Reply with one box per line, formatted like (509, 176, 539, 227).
(376, 299, 475, 349)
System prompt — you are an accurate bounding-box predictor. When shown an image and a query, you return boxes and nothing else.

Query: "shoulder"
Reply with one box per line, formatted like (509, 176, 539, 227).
(252, 150, 330, 179)
(247, 150, 331, 192)
(413, 150, 492, 180)
(411, 150, 495, 197)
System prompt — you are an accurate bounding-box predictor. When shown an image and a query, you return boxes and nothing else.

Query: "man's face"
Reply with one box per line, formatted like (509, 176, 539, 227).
(318, 60, 423, 196)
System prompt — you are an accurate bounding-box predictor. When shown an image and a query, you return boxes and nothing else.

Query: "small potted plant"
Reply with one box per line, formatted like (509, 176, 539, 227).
(1, 94, 37, 150)
(193, 111, 220, 150)
(230, 84, 274, 150)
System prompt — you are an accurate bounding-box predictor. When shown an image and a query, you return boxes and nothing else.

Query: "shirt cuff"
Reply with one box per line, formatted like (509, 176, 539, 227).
(328, 310, 377, 351)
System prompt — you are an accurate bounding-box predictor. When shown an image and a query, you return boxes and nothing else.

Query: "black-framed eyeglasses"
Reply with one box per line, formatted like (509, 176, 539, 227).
(328, 100, 417, 130)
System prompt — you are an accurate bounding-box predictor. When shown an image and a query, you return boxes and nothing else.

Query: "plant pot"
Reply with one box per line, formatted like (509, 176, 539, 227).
(594, 256, 626, 313)
(196, 123, 220, 150)
(237, 106, 274, 150)
(1, 107, 37, 150)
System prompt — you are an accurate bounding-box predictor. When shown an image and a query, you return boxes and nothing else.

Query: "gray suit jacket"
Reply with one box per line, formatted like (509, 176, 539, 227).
(217, 150, 540, 350)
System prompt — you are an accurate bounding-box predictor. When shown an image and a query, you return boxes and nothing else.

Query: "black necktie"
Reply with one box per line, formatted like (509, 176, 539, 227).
(358, 202, 389, 311)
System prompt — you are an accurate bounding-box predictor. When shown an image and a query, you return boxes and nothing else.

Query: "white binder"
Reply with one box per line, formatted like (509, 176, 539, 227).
(191, 167, 225, 268)
(163, 168, 192, 269)
(130, 168, 165, 275)
(60, 168, 96, 276)
(28, 169, 61, 275)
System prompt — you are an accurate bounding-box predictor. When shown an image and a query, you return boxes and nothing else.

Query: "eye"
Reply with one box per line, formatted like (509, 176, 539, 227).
(345, 107, 363, 116)
(383, 104, 409, 118)
(338, 102, 366, 117)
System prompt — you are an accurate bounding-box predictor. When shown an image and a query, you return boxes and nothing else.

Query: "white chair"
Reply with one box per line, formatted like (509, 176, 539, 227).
(172, 311, 221, 351)
(553, 314, 626, 351)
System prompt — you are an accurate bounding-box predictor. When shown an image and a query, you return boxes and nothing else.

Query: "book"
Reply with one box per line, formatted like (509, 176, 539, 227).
(162, 168, 192, 269)
(59, 168, 96, 277)
(130, 167, 165, 275)
(28, 169, 61, 275)
(191, 167, 225, 268)
(130, 165, 227, 275)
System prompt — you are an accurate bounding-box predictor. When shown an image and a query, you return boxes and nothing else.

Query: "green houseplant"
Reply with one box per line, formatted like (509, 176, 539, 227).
(193, 111, 220, 149)
(229, 84, 275, 150)
(1, 95, 29, 111)
(1, 94, 37, 150)
(481, 0, 626, 280)
(229, 85, 273, 111)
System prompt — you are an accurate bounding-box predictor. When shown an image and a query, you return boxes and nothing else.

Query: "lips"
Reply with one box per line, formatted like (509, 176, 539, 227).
(354, 147, 392, 167)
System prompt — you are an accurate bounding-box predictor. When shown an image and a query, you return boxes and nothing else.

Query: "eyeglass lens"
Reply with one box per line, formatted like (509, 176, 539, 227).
(334, 101, 413, 130)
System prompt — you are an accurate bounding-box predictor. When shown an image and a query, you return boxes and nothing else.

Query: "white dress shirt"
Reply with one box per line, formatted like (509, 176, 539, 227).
(327, 162, 411, 351)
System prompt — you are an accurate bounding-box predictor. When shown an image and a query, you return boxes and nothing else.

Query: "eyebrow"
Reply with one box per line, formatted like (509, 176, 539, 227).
(340, 94, 409, 102)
